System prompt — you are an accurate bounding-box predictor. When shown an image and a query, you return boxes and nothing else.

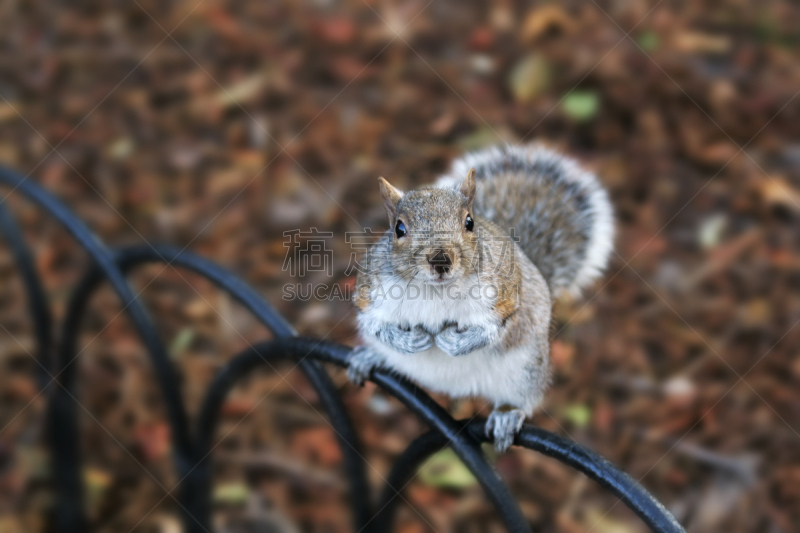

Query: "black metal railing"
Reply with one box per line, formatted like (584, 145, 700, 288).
(0, 165, 686, 533)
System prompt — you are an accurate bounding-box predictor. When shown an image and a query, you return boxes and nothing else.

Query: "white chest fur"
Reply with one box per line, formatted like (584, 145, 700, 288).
(358, 275, 541, 413)
(366, 274, 496, 330)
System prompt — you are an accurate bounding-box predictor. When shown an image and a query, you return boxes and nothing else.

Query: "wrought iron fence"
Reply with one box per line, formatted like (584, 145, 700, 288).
(0, 165, 686, 533)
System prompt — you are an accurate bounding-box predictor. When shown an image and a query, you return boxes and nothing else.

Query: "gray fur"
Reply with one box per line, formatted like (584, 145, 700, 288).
(353, 144, 614, 453)
(437, 144, 614, 296)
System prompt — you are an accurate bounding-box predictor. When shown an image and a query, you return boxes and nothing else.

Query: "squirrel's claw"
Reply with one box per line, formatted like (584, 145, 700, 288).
(380, 325, 433, 354)
(485, 408, 526, 453)
(436, 324, 487, 356)
(346, 346, 385, 385)
(406, 326, 435, 353)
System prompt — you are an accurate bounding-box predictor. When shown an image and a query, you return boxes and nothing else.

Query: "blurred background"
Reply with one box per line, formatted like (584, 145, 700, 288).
(0, 0, 799, 531)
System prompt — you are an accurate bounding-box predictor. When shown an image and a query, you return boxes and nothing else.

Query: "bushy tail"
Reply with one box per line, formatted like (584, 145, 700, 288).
(437, 144, 614, 296)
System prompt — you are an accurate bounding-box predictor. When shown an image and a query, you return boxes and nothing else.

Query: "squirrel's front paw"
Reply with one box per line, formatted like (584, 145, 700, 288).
(485, 407, 526, 453)
(346, 346, 385, 386)
(404, 325, 435, 353)
(382, 325, 434, 354)
(435, 324, 485, 356)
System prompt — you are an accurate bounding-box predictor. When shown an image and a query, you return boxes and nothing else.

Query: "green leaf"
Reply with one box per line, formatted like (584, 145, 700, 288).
(638, 31, 660, 52)
(84, 467, 112, 513)
(169, 327, 195, 359)
(458, 127, 502, 152)
(561, 91, 599, 122)
(417, 448, 477, 489)
(563, 404, 592, 428)
(213, 482, 249, 505)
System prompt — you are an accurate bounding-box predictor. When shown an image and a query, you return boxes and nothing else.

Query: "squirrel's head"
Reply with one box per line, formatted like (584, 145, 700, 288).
(378, 168, 478, 284)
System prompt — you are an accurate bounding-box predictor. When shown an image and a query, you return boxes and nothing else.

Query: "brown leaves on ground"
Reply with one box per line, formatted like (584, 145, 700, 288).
(0, 0, 799, 532)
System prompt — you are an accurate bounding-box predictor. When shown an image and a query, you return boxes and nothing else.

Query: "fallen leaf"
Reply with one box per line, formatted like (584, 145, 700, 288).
(562, 91, 599, 122)
(562, 404, 592, 428)
(213, 482, 249, 506)
(638, 31, 660, 51)
(509, 54, 551, 103)
(521, 5, 575, 42)
(417, 448, 477, 489)
(674, 32, 732, 54)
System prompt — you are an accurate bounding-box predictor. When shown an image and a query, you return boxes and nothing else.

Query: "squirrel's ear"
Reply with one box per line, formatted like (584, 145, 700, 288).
(377, 177, 403, 224)
(460, 168, 476, 208)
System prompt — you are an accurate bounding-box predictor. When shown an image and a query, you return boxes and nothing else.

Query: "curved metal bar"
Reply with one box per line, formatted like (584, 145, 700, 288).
(0, 167, 685, 533)
(0, 167, 193, 533)
(100, 245, 371, 532)
(111, 246, 296, 336)
(377, 421, 685, 533)
(514, 425, 684, 533)
(373, 428, 457, 532)
(0, 202, 53, 386)
(368, 369, 533, 532)
(194, 338, 367, 531)
(200, 337, 532, 533)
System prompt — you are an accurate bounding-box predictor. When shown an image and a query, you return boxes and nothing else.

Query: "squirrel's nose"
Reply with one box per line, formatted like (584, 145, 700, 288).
(427, 249, 452, 275)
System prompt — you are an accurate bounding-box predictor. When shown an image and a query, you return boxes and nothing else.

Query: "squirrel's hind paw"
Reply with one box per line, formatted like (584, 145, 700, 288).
(485, 407, 526, 453)
(346, 346, 385, 386)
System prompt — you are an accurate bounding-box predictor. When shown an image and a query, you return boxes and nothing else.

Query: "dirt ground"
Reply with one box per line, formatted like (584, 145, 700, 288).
(0, 1, 799, 532)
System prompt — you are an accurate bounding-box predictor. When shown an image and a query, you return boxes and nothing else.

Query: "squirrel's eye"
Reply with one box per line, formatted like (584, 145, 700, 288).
(395, 220, 407, 238)
(465, 214, 474, 232)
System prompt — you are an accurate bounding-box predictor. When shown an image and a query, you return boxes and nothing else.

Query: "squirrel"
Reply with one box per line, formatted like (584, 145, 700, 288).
(348, 144, 614, 452)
